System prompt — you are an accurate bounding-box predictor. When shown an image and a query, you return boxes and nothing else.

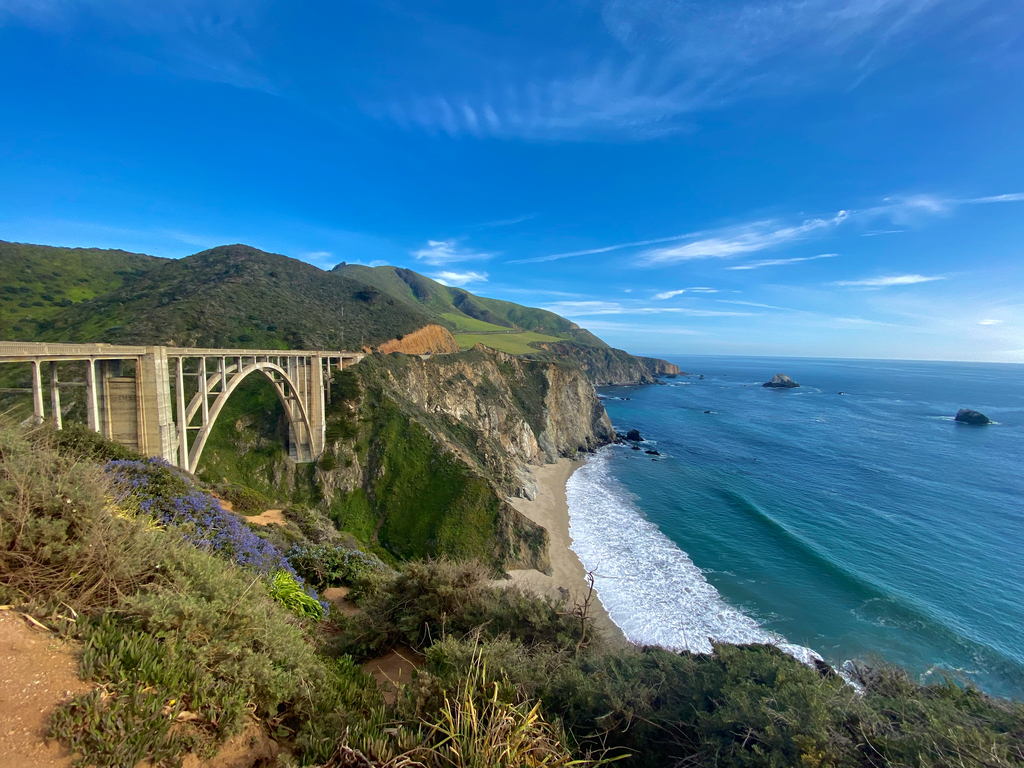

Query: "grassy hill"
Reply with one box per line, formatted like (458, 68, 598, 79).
(22, 244, 433, 349)
(2, 242, 609, 355)
(1, 241, 675, 386)
(332, 263, 609, 352)
(0, 241, 167, 341)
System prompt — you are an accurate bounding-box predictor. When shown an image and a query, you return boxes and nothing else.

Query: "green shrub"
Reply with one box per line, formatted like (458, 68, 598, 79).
(334, 559, 584, 659)
(287, 543, 392, 589)
(268, 570, 325, 620)
(44, 422, 144, 462)
(0, 422, 162, 612)
(212, 481, 272, 516)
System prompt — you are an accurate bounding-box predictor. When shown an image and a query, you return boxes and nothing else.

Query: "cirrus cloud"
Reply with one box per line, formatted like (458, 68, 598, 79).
(833, 274, 945, 287)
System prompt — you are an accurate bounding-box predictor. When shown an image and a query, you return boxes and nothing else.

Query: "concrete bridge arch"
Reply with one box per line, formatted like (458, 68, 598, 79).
(184, 359, 315, 475)
(0, 343, 364, 473)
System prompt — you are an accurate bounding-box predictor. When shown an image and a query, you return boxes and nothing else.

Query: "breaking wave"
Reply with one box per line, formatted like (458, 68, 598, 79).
(566, 447, 821, 665)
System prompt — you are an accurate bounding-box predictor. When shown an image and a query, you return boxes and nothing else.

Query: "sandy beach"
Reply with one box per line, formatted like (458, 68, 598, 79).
(507, 459, 627, 646)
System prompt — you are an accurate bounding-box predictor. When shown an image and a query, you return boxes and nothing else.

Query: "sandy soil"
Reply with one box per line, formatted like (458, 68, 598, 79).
(241, 509, 286, 527)
(322, 586, 362, 617)
(507, 460, 627, 646)
(0, 611, 92, 768)
(362, 647, 423, 705)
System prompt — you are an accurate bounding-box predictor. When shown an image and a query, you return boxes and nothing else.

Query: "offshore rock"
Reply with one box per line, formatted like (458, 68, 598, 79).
(763, 373, 800, 388)
(625, 429, 643, 442)
(954, 408, 991, 425)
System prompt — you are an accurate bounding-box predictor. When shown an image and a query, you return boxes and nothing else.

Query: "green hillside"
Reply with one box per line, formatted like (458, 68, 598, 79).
(33, 245, 433, 349)
(0, 241, 167, 340)
(332, 263, 609, 349)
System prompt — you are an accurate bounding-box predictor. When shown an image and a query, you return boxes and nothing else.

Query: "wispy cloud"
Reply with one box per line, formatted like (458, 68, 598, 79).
(727, 253, 838, 270)
(653, 289, 687, 300)
(717, 300, 805, 312)
(518, 191, 1023, 266)
(833, 274, 945, 287)
(639, 213, 849, 265)
(413, 239, 494, 265)
(477, 213, 536, 228)
(543, 300, 753, 317)
(431, 270, 489, 287)
(0, 0, 277, 92)
(978, 319, 1002, 325)
(653, 287, 721, 299)
(374, 0, 992, 140)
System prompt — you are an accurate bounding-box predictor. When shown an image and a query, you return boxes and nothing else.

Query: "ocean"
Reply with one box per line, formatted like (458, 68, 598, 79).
(567, 355, 1024, 699)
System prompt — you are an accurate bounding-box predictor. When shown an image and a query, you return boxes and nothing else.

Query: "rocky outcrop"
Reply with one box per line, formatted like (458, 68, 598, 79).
(526, 342, 682, 385)
(625, 429, 643, 442)
(313, 347, 615, 572)
(376, 324, 460, 355)
(763, 373, 800, 388)
(954, 408, 991, 425)
(372, 346, 613, 494)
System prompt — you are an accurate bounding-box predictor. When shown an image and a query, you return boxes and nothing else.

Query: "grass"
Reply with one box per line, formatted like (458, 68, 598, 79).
(0, 240, 165, 340)
(454, 330, 567, 355)
(440, 311, 511, 333)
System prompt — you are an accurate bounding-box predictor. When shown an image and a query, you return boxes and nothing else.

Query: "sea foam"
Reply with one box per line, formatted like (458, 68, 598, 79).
(566, 447, 821, 665)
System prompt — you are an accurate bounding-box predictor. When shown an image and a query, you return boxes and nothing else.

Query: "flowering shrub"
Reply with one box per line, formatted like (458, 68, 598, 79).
(288, 543, 392, 589)
(106, 458, 328, 617)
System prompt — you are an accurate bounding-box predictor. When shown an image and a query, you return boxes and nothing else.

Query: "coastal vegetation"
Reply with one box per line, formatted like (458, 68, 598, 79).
(2, 420, 1022, 767)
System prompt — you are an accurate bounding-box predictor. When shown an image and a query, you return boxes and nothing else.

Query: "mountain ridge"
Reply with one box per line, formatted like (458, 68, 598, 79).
(1, 241, 678, 381)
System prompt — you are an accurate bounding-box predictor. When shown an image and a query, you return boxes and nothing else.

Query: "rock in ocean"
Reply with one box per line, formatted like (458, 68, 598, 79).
(763, 373, 800, 388)
(625, 429, 643, 442)
(954, 408, 991, 425)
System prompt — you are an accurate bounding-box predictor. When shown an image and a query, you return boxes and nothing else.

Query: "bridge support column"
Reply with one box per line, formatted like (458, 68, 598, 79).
(309, 353, 325, 456)
(137, 347, 178, 464)
(31, 361, 44, 425)
(85, 359, 100, 432)
(49, 362, 61, 431)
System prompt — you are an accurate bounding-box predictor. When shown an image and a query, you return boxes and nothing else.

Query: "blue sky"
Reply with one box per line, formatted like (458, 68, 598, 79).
(1, 0, 1022, 361)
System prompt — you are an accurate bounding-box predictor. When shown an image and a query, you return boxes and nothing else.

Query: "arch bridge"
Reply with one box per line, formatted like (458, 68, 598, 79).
(0, 342, 363, 473)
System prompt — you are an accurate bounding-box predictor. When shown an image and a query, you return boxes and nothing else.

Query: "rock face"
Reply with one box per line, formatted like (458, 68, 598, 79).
(526, 342, 683, 385)
(954, 408, 991, 425)
(763, 373, 800, 388)
(376, 324, 460, 354)
(315, 346, 616, 572)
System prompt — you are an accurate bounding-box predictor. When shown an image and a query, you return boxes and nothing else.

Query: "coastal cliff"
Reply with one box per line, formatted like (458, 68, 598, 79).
(297, 347, 614, 571)
(526, 342, 682, 385)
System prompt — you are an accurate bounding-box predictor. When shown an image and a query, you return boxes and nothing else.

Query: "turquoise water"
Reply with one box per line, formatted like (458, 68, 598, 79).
(568, 356, 1024, 699)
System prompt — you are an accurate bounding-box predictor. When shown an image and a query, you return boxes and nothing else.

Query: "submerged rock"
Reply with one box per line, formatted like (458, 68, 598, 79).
(763, 373, 800, 388)
(644, 449, 660, 455)
(954, 408, 991, 425)
(625, 429, 643, 442)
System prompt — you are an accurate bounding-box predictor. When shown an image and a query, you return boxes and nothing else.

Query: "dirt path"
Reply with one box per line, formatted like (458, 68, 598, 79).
(0, 611, 91, 768)
(240, 509, 286, 526)
(362, 647, 423, 705)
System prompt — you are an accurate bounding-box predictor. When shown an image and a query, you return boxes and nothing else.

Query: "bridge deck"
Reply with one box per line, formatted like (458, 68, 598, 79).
(0, 341, 356, 363)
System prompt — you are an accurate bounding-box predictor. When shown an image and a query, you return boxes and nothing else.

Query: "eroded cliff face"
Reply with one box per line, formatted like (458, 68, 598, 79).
(312, 347, 615, 572)
(375, 324, 460, 355)
(527, 342, 682, 385)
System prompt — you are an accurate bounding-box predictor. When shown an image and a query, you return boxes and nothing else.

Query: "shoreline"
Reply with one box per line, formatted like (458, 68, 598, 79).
(507, 458, 628, 646)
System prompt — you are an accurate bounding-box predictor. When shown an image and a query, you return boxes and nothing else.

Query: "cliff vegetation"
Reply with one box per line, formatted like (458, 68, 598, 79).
(2, 421, 1021, 768)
